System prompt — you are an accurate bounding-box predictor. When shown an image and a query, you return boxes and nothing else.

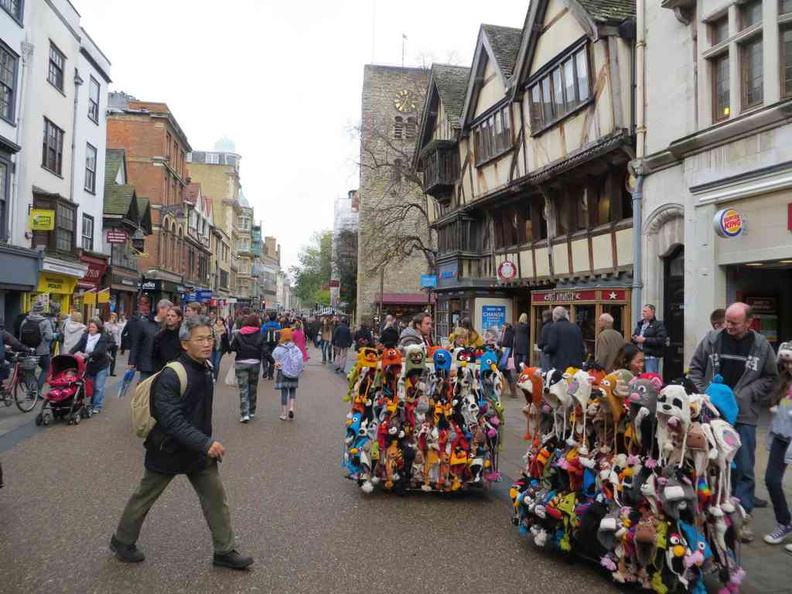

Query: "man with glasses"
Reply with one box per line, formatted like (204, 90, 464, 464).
(689, 302, 778, 543)
(111, 315, 253, 569)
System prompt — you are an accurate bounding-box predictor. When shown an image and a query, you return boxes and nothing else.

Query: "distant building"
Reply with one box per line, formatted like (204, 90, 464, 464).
(357, 65, 431, 323)
(332, 189, 359, 307)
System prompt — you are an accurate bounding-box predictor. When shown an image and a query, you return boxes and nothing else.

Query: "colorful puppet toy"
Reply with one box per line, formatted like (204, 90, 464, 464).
(343, 345, 503, 493)
(510, 368, 746, 593)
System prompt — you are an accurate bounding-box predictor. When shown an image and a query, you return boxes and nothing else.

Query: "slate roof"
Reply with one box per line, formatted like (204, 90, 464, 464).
(105, 148, 125, 185)
(432, 64, 471, 128)
(137, 197, 152, 234)
(184, 182, 201, 205)
(576, 0, 635, 23)
(104, 184, 136, 217)
(481, 24, 523, 77)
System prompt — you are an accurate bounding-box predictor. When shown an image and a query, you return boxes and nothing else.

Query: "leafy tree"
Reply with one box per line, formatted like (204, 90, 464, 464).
(290, 230, 333, 306)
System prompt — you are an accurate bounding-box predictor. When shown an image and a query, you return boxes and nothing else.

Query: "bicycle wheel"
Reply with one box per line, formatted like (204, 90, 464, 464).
(14, 371, 39, 413)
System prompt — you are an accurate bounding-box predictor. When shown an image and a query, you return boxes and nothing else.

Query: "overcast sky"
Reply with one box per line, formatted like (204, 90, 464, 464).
(76, 0, 529, 271)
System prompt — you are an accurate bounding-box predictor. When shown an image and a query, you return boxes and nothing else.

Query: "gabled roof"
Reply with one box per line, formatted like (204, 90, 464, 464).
(460, 23, 524, 130)
(105, 148, 126, 185)
(415, 64, 471, 165)
(480, 24, 522, 78)
(510, 0, 635, 100)
(184, 182, 201, 205)
(104, 184, 137, 217)
(137, 197, 152, 234)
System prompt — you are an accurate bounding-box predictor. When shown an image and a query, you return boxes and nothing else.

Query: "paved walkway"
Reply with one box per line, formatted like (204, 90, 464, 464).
(0, 346, 619, 594)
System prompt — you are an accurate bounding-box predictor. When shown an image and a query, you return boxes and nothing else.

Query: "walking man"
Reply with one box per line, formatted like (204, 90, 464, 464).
(260, 313, 281, 380)
(595, 313, 625, 372)
(19, 301, 54, 390)
(631, 304, 667, 375)
(128, 297, 172, 381)
(110, 316, 253, 569)
(542, 307, 584, 371)
(688, 302, 778, 542)
(331, 317, 354, 374)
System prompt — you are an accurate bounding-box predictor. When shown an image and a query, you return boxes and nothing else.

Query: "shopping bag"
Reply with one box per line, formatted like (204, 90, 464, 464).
(507, 356, 516, 371)
(224, 365, 237, 387)
(117, 368, 135, 398)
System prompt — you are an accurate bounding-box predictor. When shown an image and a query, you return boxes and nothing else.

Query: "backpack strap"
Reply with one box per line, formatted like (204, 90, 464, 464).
(165, 361, 188, 397)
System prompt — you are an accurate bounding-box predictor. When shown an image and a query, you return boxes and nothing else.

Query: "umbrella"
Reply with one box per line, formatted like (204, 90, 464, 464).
(117, 369, 136, 398)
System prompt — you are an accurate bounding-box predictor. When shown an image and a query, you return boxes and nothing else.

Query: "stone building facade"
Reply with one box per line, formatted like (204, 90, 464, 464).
(356, 65, 432, 323)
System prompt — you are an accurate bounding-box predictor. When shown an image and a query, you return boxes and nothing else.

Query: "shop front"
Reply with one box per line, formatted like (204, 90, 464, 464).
(138, 279, 185, 306)
(373, 292, 435, 329)
(28, 257, 87, 316)
(0, 244, 42, 323)
(73, 254, 107, 321)
(109, 268, 140, 318)
(530, 288, 632, 365)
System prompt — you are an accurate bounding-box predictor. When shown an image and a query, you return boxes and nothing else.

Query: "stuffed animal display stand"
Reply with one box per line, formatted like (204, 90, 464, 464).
(511, 368, 746, 593)
(343, 345, 504, 493)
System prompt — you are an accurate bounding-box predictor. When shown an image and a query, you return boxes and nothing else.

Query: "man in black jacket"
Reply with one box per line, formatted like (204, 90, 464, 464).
(128, 297, 171, 381)
(542, 307, 585, 371)
(111, 316, 252, 569)
(631, 304, 668, 376)
(331, 318, 354, 374)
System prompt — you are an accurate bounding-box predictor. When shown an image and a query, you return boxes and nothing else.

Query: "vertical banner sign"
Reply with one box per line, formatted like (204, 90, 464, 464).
(481, 305, 506, 330)
(97, 288, 110, 304)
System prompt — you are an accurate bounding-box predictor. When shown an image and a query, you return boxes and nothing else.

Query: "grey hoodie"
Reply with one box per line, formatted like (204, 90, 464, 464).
(61, 320, 87, 354)
(20, 314, 54, 356)
(688, 329, 778, 426)
(398, 326, 424, 349)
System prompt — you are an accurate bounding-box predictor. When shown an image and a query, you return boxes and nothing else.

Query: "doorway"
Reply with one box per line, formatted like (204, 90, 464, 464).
(663, 246, 685, 381)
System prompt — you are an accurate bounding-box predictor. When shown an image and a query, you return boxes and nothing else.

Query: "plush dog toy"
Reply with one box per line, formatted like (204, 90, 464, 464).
(656, 384, 692, 467)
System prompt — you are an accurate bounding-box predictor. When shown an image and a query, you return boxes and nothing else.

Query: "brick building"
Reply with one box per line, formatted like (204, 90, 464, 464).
(356, 65, 432, 323)
(107, 92, 192, 303)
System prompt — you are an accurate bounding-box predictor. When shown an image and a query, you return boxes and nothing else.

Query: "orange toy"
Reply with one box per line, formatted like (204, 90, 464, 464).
(516, 366, 543, 444)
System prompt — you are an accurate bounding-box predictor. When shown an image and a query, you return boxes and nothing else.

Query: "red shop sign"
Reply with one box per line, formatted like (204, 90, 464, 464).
(106, 229, 129, 244)
(79, 261, 107, 288)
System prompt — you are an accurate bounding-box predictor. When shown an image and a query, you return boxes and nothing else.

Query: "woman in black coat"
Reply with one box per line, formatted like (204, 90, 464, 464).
(151, 307, 184, 373)
(514, 313, 530, 369)
(70, 318, 112, 413)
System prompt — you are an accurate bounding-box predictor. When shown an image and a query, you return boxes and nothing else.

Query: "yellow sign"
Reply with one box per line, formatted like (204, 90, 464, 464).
(30, 209, 55, 231)
(36, 273, 78, 295)
(84, 289, 97, 305)
(97, 288, 110, 304)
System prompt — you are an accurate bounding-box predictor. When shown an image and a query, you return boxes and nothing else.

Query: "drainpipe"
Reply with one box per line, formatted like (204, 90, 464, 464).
(70, 68, 84, 206)
(11, 39, 33, 245)
(630, 0, 647, 326)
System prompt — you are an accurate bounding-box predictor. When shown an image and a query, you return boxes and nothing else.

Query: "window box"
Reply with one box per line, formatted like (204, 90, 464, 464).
(420, 140, 458, 205)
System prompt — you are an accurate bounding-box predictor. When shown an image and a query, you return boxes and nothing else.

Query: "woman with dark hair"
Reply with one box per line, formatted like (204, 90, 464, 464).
(614, 343, 645, 376)
(354, 322, 374, 351)
(230, 314, 266, 423)
(152, 307, 184, 373)
(70, 317, 111, 414)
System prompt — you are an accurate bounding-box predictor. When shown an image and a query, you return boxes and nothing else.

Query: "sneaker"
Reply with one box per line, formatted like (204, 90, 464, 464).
(279, 414, 287, 421)
(240, 415, 250, 423)
(764, 524, 792, 544)
(740, 515, 755, 544)
(92, 409, 101, 415)
(754, 497, 769, 508)
(110, 535, 145, 563)
(785, 543, 792, 555)
(249, 413, 256, 419)
(288, 410, 294, 420)
(213, 549, 253, 570)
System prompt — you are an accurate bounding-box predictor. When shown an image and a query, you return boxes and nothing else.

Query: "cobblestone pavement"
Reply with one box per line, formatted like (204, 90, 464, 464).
(0, 346, 619, 594)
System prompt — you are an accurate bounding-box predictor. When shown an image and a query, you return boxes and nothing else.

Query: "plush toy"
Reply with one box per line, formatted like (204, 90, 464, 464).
(656, 385, 692, 467)
(708, 419, 742, 513)
(706, 375, 738, 425)
(517, 365, 544, 443)
(566, 368, 594, 449)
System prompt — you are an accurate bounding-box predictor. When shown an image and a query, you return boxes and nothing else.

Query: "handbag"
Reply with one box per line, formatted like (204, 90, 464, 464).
(224, 364, 237, 387)
(507, 356, 516, 372)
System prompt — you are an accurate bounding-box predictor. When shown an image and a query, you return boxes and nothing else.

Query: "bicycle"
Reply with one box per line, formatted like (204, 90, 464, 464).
(0, 350, 40, 413)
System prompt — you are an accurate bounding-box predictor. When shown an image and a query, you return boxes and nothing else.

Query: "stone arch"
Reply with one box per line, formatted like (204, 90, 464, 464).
(642, 202, 685, 332)
(643, 203, 684, 235)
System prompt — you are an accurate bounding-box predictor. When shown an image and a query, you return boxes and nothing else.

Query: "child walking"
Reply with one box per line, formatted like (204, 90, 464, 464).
(763, 342, 792, 547)
(272, 328, 305, 421)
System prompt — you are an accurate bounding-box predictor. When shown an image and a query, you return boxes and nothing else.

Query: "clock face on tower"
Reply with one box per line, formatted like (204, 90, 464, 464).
(394, 89, 416, 113)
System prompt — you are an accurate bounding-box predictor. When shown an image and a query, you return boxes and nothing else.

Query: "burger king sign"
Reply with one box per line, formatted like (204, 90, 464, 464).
(713, 208, 745, 238)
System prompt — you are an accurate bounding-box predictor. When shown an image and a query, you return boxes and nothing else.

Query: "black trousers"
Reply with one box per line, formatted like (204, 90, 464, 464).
(261, 349, 275, 379)
(109, 345, 118, 375)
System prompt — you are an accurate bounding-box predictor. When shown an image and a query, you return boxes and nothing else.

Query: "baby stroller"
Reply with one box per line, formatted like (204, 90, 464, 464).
(36, 354, 93, 426)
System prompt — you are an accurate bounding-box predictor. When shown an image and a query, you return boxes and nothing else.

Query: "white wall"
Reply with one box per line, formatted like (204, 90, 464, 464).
(74, 29, 110, 255)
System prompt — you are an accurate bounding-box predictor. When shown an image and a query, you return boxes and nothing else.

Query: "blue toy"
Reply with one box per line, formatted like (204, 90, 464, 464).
(706, 375, 738, 425)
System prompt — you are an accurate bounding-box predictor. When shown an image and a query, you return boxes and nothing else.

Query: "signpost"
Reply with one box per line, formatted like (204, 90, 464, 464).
(420, 274, 437, 288)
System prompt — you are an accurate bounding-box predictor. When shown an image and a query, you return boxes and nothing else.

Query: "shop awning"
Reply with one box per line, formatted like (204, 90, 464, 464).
(374, 292, 436, 305)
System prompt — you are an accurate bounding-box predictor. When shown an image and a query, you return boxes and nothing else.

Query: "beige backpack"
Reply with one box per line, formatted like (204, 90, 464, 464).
(131, 362, 188, 439)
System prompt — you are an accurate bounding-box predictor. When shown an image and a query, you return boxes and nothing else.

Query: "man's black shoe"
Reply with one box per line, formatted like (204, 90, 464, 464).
(213, 549, 254, 569)
(754, 497, 769, 508)
(110, 535, 145, 562)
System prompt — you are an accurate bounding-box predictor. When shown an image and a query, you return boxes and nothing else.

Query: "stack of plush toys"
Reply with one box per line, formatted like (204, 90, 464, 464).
(342, 345, 504, 493)
(510, 364, 746, 594)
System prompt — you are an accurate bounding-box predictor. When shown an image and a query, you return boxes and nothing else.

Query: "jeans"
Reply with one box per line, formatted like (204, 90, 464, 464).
(766, 435, 791, 525)
(321, 339, 332, 363)
(108, 345, 118, 375)
(280, 387, 296, 406)
(733, 422, 757, 513)
(235, 362, 260, 417)
(644, 356, 660, 374)
(261, 350, 275, 379)
(90, 366, 109, 411)
(115, 461, 235, 554)
(36, 353, 51, 390)
(210, 350, 222, 378)
(334, 347, 349, 372)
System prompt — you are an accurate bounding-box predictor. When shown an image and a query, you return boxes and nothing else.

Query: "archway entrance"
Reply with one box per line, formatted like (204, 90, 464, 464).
(663, 245, 684, 381)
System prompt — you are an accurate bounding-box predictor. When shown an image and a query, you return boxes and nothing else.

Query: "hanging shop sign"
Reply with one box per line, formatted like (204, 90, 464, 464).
(531, 290, 601, 304)
(97, 288, 110, 304)
(420, 275, 437, 288)
(497, 260, 517, 282)
(37, 273, 78, 295)
(713, 208, 745, 238)
(83, 289, 97, 305)
(29, 209, 55, 231)
(106, 229, 129, 244)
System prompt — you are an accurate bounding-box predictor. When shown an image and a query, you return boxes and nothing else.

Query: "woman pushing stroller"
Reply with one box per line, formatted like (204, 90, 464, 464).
(70, 317, 112, 415)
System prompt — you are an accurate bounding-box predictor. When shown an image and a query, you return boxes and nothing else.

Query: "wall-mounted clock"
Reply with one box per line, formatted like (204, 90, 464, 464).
(394, 89, 416, 112)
